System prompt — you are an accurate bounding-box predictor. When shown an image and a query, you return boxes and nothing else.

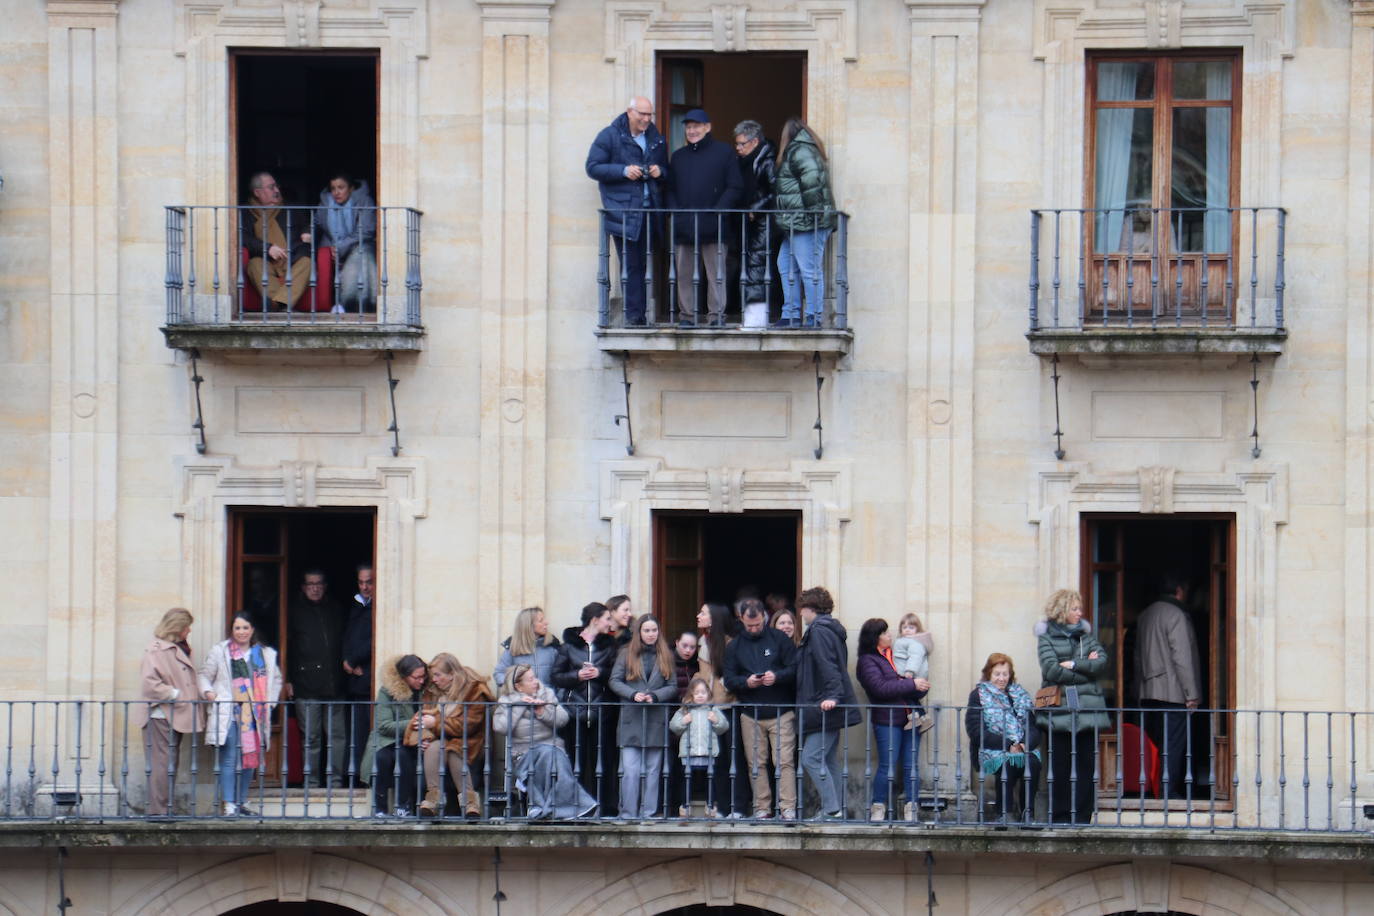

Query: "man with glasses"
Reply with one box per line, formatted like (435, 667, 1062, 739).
(733, 120, 778, 325)
(587, 97, 669, 326)
(241, 171, 313, 311)
(666, 109, 744, 328)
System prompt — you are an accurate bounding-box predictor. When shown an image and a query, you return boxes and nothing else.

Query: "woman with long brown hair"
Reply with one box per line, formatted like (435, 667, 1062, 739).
(772, 116, 837, 329)
(408, 651, 494, 818)
(608, 614, 678, 819)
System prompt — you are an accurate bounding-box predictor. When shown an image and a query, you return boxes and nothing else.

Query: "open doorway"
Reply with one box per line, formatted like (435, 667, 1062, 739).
(227, 508, 376, 783)
(231, 51, 379, 206)
(654, 511, 801, 641)
(1081, 514, 1235, 801)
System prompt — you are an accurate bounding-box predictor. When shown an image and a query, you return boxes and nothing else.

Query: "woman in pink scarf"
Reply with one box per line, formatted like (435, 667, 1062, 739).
(199, 612, 282, 816)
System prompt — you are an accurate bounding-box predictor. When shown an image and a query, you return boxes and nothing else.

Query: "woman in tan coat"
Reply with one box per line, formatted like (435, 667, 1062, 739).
(132, 608, 206, 815)
(408, 651, 495, 818)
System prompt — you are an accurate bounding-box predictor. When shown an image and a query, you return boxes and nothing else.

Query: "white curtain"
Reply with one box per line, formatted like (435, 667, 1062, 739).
(1203, 65, 1231, 252)
(1094, 64, 1138, 254)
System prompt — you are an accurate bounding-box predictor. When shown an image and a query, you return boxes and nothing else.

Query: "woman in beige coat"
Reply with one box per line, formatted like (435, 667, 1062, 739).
(131, 608, 205, 815)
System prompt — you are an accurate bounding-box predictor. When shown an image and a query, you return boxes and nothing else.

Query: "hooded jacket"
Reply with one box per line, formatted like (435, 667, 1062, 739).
(794, 614, 861, 736)
(493, 633, 563, 694)
(586, 112, 669, 241)
(550, 625, 616, 712)
(669, 702, 730, 760)
(493, 684, 569, 759)
(1035, 618, 1111, 733)
(312, 180, 377, 260)
(775, 128, 837, 232)
(723, 625, 797, 717)
(359, 655, 424, 785)
(666, 131, 745, 244)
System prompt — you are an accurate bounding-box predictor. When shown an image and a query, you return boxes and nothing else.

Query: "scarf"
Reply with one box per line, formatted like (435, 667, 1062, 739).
(975, 680, 1039, 773)
(251, 208, 288, 251)
(326, 196, 357, 246)
(229, 643, 270, 768)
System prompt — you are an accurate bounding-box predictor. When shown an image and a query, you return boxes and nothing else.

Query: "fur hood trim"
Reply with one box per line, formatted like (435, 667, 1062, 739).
(378, 655, 421, 700)
(1034, 618, 1092, 637)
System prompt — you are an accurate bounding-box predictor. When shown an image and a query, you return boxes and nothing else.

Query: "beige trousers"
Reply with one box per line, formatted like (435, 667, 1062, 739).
(674, 242, 727, 321)
(246, 255, 312, 308)
(739, 710, 797, 815)
(423, 744, 480, 813)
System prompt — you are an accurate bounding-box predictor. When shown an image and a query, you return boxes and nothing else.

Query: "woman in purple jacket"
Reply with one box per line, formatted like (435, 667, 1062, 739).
(855, 618, 929, 822)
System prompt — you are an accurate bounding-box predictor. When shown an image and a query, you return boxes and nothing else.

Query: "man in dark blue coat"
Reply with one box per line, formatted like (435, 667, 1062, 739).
(666, 109, 744, 327)
(586, 96, 668, 326)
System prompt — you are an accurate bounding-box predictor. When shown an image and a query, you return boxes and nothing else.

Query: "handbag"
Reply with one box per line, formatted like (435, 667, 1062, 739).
(1033, 685, 1062, 709)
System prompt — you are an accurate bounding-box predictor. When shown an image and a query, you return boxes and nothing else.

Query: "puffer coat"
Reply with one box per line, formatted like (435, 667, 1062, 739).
(359, 655, 423, 785)
(609, 647, 679, 747)
(585, 112, 669, 241)
(774, 128, 837, 233)
(1035, 619, 1111, 733)
(739, 138, 778, 303)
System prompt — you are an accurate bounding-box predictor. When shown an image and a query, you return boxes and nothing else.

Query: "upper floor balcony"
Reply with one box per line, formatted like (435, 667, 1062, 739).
(160, 205, 425, 354)
(594, 208, 854, 359)
(1027, 206, 1287, 359)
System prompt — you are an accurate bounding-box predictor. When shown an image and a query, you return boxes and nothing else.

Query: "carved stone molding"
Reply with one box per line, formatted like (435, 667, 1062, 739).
(173, 455, 427, 664)
(1030, 460, 1287, 708)
(603, 1, 856, 156)
(1032, 0, 1293, 211)
(174, 0, 428, 209)
(599, 458, 851, 602)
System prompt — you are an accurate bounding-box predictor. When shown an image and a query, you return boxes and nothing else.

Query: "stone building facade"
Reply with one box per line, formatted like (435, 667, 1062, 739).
(2, 0, 1374, 913)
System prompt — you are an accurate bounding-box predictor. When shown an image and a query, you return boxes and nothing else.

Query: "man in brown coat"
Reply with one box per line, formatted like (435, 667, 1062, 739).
(132, 608, 206, 815)
(1133, 574, 1202, 799)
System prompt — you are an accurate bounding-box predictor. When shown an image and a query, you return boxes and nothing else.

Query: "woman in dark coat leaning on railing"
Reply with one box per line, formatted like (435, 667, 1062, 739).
(359, 654, 427, 818)
(854, 618, 928, 822)
(551, 601, 618, 816)
(966, 652, 1040, 824)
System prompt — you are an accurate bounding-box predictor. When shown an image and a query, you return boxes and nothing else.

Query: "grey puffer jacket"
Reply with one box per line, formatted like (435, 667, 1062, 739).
(609, 647, 678, 747)
(493, 685, 569, 759)
(1035, 618, 1111, 733)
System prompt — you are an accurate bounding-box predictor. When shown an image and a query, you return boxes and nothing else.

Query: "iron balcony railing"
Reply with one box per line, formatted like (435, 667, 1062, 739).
(596, 208, 850, 330)
(164, 205, 423, 328)
(1029, 206, 1286, 333)
(4, 699, 1373, 833)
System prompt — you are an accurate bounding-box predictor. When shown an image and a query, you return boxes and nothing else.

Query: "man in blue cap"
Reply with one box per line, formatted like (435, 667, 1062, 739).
(586, 96, 668, 326)
(666, 109, 744, 328)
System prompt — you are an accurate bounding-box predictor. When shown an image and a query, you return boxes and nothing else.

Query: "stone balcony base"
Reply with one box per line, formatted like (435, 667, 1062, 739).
(1028, 327, 1286, 359)
(596, 326, 853, 358)
(161, 323, 425, 357)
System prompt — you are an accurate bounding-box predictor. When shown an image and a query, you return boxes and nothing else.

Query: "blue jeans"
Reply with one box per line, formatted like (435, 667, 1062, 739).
(778, 227, 832, 321)
(218, 720, 256, 805)
(871, 723, 920, 806)
(799, 729, 843, 815)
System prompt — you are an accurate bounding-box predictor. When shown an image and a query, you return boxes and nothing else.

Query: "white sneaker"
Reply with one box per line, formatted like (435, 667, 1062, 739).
(903, 802, 918, 822)
(222, 802, 238, 817)
(869, 803, 886, 822)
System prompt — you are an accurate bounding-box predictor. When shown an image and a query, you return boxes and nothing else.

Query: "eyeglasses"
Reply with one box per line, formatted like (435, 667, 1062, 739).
(631, 109, 653, 117)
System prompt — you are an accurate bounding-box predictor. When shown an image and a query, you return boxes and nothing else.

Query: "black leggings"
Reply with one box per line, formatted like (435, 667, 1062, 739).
(1047, 729, 1096, 824)
(372, 743, 422, 813)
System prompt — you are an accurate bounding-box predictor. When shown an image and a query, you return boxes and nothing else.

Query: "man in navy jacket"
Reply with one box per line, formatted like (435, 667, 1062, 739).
(586, 97, 668, 326)
(724, 599, 799, 818)
(666, 109, 744, 327)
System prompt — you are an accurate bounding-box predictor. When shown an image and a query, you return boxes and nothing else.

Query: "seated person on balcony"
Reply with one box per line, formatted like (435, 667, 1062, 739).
(966, 652, 1041, 823)
(586, 96, 668, 327)
(667, 109, 744, 328)
(306, 172, 377, 313)
(241, 171, 313, 311)
(494, 664, 597, 820)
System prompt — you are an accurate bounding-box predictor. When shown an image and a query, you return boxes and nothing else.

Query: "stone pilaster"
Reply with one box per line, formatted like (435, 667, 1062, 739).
(904, 1, 983, 692)
(45, 0, 120, 702)
(477, 0, 554, 640)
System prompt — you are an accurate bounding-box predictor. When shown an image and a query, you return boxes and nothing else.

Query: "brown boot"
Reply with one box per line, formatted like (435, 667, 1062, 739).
(464, 788, 481, 818)
(418, 788, 440, 818)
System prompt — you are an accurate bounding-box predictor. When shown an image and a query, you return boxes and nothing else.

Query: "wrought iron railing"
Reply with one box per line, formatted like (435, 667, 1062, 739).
(1029, 207, 1286, 333)
(596, 208, 850, 330)
(3, 699, 1371, 834)
(163, 205, 423, 328)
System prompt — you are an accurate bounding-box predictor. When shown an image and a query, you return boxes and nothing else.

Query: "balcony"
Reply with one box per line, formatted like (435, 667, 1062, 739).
(594, 208, 854, 359)
(2, 698, 1371, 862)
(1027, 207, 1287, 358)
(160, 205, 425, 355)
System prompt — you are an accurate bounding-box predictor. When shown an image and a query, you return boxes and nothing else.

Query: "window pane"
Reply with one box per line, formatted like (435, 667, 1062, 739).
(1093, 522, 1118, 563)
(1171, 107, 1231, 252)
(1173, 60, 1231, 100)
(243, 515, 280, 555)
(1092, 570, 1118, 708)
(1097, 61, 1154, 101)
(1094, 109, 1153, 252)
(664, 519, 698, 560)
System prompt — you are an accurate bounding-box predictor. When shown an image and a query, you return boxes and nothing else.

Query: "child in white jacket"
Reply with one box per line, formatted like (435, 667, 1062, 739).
(892, 613, 935, 731)
(668, 677, 729, 817)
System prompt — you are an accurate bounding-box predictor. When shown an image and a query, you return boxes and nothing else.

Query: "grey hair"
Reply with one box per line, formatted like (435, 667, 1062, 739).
(733, 120, 763, 141)
(249, 171, 273, 190)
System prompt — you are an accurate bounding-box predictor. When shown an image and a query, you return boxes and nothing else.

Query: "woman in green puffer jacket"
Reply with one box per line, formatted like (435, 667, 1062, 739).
(773, 117, 837, 329)
(1035, 589, 1110, 824)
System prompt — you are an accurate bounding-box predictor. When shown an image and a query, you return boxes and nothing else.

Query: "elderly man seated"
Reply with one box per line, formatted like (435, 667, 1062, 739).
(241, 171, 313, 311)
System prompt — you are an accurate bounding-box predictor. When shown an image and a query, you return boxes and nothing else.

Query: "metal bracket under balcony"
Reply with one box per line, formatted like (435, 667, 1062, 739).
(1027, 206, 1287, 360)
(161, 204, 424, 355)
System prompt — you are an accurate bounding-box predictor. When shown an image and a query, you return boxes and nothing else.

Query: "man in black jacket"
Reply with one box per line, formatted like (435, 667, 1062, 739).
(795, 586, 860, 819)
(286, 569, 347, 787)
(342, 563, 374, 785)
(724, 599, 798, 819)
(666, 109, 744, 327)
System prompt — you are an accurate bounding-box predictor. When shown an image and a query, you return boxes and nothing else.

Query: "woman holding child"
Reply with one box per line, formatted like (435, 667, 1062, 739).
(854, 617, 928, 822)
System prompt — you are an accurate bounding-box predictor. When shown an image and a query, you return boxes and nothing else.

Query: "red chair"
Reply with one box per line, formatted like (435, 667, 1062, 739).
(239, 246, 335, 313)
(1119, 721, 1162, 798)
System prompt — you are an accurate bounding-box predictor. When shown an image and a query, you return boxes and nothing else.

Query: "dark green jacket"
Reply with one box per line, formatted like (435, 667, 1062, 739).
(774, 129, 837, 232)
(1035, 619, 1111, 733)
(359, 658, 422, 785)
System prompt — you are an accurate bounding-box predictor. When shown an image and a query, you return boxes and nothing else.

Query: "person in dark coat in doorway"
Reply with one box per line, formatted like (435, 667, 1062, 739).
(341, 564, 375, 785)
(586, 97, 669, 327)
(666, 109, 744, 328)
(732, 120, 778, 316)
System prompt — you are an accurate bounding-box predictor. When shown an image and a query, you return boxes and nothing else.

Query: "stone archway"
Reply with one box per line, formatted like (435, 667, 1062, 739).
(559, 855, 883, 916)
(110, 851, 464, 916)
(977, 861, 1314, 916)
